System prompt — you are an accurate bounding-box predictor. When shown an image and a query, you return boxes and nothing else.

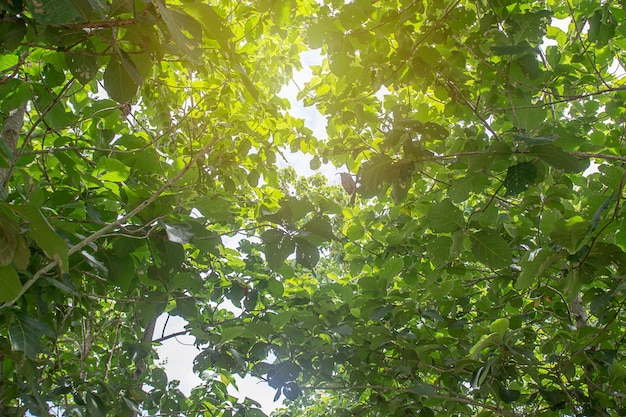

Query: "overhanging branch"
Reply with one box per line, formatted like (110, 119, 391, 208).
(0, 135, 220, 309)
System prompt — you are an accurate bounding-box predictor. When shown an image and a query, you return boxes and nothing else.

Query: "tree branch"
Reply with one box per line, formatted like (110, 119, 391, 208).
(0, 135, 220, 309)
(0, 16, 135, 30)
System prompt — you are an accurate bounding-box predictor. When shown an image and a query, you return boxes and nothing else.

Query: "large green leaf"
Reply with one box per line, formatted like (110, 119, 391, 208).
(295, 239, 319, 269)
(426, 199, 465, 232)
(25, 0, 82, 24)
(65, 53, 99, 84)
(504, 162, 537, 196)
(8, 311, 55, 358)
(265, 232, 295, 271)
(0, 265, 21, 302)
(14, 204, 69, 272)
(183, 2, 234, 49)
(85, 392, 106, 417)
(470, 229, 512, 269)
(529, 144, 589, 173)
(155, 0, 202, 61)
(103, 55, 138, 103)
(0, 216, 17, 266)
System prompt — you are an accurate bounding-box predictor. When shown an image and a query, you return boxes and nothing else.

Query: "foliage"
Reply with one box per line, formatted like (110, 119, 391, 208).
(1, 0, 626, 416)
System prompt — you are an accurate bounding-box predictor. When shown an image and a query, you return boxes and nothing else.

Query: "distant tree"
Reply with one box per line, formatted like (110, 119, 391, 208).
(1, 1, 626, 417)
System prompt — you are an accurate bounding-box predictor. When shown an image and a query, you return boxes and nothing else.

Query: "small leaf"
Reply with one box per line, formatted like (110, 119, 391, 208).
(470, 229, 512, 269)
(504, 162, 537, 196)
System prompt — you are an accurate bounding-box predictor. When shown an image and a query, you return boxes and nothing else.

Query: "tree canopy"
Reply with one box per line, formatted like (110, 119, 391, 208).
(1, 0, 626, 416)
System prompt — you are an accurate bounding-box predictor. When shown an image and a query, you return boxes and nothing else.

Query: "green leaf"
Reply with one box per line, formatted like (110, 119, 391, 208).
(265, 234, 295, 271)
(491, 44, 535, 56)
(8, 311, 55, 359)
(301, 216, 336, 243)
(182, 2, 234, 47)
(410, 381, 437, 397)
(515, 248, 549, 291)
(295, 239, 319, 269)
(12, 236, 30, 270)
(0, 217, 17, 267)
(489, 318, 509, 337)
(163, 222, 195, 245)
(118, 50, 144, 86)
(0, 54, 18, 72)
(358, 155, 394, 198)
(499, 386, 521, 403)
(504, 162, 537, 196)
(103, 55, 138, 103)
(470, 230, 512, 269)
(221, 326, 246, 343)
(195, 197, 232, 222)
(0, 265, 21, 302)
(85, 392, 106, 417)
(0, 21, 26, 51)
(529, 144, 589, 173)
(93, 157, 131, 182)
(469, 333, 501, 359)
(15, 204, 69, 272)
(379, 257, 404, 280)
(549, 216, 590, 252)
(25, 0, 82, 24)
(426, 199, 465, 232)
(155, 0, 202, 61)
